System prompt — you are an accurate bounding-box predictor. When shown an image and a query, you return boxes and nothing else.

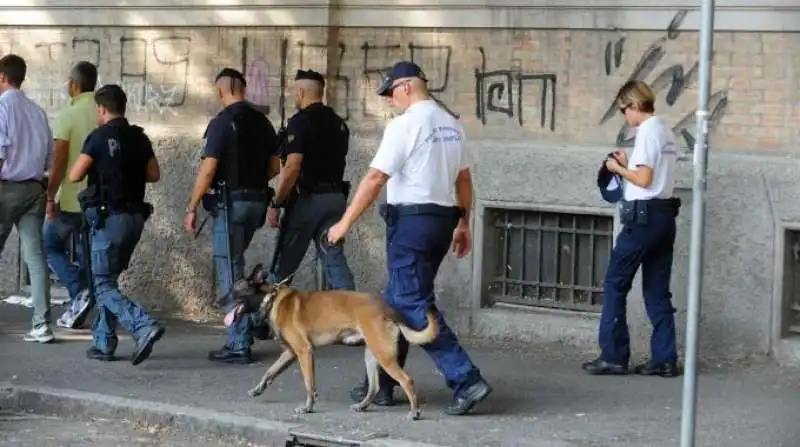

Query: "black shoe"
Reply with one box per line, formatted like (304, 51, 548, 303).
(251, 325, 272, 341)
(582, 358, 629, 375)
(633, 360, 681, 378)
(86, 347, 115, 362)
(131, 326, 165, 366)
(443, 380, 492, 416)
(208, 346, 253, 364)
(349, 381, 395, 406)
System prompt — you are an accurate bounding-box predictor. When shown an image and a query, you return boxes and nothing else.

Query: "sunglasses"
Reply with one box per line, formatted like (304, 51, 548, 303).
(386, 79, 411, 95)
(618, 104, 631, 115)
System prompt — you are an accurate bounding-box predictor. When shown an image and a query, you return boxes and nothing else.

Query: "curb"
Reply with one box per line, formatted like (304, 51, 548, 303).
(0, 383, 446, 447)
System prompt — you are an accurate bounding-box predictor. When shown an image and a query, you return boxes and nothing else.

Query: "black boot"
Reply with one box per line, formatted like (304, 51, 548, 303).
(349, 375, 395, 406)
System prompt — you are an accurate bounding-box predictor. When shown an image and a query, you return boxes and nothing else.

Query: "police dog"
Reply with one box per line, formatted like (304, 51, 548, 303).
(223, 263, 439, 421)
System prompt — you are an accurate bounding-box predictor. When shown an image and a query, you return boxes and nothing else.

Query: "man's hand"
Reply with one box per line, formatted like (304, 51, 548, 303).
(452, 220, 472, 258)
(45, 200, 56, 221)
(327, 220, 349, 246)
(267, 207, 281, 229)
(184, 210, 197, 233)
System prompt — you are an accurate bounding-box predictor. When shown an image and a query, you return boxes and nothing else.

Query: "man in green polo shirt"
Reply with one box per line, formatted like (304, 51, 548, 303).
(44, 61, 99, 329)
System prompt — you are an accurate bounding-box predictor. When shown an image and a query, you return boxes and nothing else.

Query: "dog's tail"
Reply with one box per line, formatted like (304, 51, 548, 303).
(397, 310, 439, 345)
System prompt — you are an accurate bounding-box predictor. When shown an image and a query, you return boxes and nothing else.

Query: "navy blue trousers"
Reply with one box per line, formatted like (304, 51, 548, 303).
(598, 204, 678, 366)
(376, 205, 483, 396)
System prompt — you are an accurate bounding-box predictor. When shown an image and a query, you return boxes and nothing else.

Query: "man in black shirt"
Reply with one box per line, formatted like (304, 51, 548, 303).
(67, 84, 164, 366)
(266, 69, 355, 291)
(184, 68, 281, 364)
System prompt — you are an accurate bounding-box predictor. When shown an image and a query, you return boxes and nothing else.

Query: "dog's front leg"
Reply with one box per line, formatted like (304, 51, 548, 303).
(248, 348, 296, 398)
(293, 346, 317, 415)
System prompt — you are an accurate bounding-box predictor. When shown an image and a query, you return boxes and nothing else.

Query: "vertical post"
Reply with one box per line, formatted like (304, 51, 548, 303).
(680, 1, 715, 446)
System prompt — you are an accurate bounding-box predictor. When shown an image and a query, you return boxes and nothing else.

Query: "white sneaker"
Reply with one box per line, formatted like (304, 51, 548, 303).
(24, 325, 55, 343)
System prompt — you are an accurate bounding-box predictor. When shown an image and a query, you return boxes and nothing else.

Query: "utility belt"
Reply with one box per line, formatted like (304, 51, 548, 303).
(620, 197, 681, 226)
(296, 181, 351, 198)
(80, 201, 154, 230)
(379, 203, 466, 227)
(201, 186, 274, 215)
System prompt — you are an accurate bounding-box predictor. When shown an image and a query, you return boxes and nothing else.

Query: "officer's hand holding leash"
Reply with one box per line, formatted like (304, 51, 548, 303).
(326, 220, 348, 247)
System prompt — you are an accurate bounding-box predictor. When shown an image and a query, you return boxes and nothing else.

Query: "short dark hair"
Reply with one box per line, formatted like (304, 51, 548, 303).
(0, 54, 27, 87)
(71, 61, 98, 93)
(94, 84, 127, 116)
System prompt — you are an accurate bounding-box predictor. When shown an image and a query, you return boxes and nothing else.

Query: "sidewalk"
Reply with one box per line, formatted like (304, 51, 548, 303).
(1, 303, 798, 447)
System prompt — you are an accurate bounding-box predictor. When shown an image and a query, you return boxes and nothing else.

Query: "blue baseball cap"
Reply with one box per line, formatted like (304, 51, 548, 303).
(377, 61, 428, 97)
(597, 154, 623, 204)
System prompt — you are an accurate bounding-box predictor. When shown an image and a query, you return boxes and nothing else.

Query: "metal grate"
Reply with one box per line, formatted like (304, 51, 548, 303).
(485, 208, 614, 312)
(784, 230, 800, 336)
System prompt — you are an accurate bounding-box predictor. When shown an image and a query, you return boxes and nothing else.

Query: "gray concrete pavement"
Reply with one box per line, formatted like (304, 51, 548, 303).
(1, 303, 799, 447)
(0, 410, 266, 446)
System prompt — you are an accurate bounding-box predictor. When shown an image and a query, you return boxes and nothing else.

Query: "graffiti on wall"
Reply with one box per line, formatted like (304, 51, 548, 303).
(11, 22, 741, 147)
(598, 10, 729, 148)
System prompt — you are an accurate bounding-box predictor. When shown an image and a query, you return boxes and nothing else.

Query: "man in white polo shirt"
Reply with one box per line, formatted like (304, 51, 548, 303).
(327, 61, 491, 416)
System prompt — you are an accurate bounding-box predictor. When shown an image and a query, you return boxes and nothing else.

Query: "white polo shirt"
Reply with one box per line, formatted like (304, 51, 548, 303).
(370, 99, 470, 206)
(623, 116, 677, 201)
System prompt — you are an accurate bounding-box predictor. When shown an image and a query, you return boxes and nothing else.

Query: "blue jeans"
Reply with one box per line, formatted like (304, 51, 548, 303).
(376, 204, 483, 396)
(43, 207, 88, 302)
(84, 207, 159, 354)
(598, 204, 678, 366)
(212, 199, 267, 352)
(267, 193, 355, 290)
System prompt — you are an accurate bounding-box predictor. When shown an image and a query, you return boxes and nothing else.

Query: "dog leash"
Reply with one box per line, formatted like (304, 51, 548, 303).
(272, 226, 344, 287)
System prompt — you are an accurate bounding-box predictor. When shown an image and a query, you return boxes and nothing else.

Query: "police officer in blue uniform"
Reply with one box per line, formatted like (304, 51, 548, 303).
(583, 80, 682, 378)
(67, 84, 164, 365)
(184, 68, 281, 365)
(266, 69, 355, 289)
(327, 61, 491, 415)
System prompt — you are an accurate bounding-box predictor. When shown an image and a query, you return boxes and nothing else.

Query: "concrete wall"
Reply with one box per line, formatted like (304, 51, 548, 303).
(1, 1, 799, 361)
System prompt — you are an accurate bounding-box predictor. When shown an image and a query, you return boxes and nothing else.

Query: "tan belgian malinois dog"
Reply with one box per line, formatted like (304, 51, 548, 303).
(224, 264, 439, 420)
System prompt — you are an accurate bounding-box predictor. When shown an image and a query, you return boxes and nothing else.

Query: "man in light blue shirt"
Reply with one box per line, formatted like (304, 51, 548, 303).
(0, 54, 56, 343)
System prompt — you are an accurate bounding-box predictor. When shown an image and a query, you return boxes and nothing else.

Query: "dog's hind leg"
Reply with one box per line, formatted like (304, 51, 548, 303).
(248, 348, 296, 398)
(351, 348, 380, 413)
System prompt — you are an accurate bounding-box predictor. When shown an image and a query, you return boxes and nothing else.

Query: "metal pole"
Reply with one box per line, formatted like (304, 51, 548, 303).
(680, 1, 715, 446)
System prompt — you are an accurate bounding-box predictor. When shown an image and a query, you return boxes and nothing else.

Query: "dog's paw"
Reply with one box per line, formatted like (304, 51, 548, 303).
(407, 409, 421, 421)
(350, 403, 367, 413)
(294, 406, 313, 415)
(247, 388, 263, 398)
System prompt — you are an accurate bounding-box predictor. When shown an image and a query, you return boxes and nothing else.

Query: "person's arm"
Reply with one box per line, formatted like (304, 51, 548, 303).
(272, 120, 304, 205)
(68, 134, 96, 183)
(47, 109, 72, 199)
(186, 118, 225, 212)
(614, 131, 657, 188)
(338, 121, 406, 229)
(0, 104, 11, 173)
(142, 134, 160, 183)
(264, 118, 281, 180)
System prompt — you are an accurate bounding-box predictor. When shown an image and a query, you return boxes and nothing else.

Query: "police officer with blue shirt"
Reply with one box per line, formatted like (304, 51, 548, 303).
(583, 80, 681, 378)
(67, 84, 164, 365)
(184, 68, 281, 365)
(266, 69, 355, 290)
(327, 61, 491, 416)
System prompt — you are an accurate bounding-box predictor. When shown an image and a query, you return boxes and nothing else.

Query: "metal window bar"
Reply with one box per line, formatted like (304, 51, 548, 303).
(787, 231, 800, 335)
(487, 209, 613, 312)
